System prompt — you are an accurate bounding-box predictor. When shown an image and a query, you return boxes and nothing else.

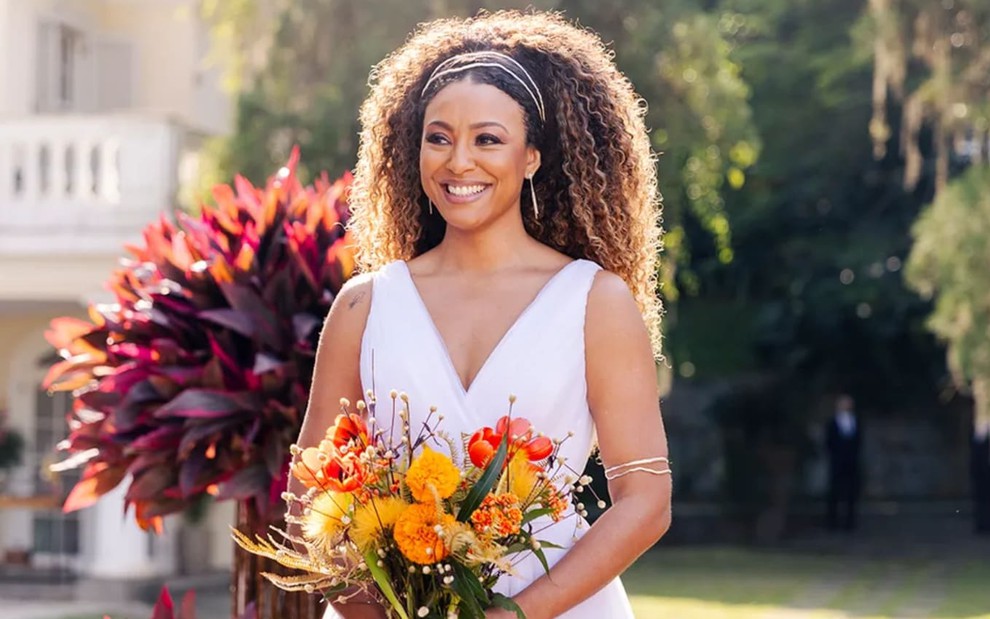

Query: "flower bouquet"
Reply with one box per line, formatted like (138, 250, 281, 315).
(233, 392, 595, 619)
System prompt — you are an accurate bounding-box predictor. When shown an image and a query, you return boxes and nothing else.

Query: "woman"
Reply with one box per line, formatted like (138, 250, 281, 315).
(293, 10, 671, 619)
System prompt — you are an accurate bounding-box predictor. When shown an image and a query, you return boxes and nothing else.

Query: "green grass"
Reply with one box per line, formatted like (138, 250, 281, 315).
(625, 547, 990, 619)
(52, 547, 990, 619)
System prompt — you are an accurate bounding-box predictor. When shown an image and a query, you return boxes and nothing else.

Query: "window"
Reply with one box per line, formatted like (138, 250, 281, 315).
(36, 21, 85, 113)
(31, 387, 80, 558)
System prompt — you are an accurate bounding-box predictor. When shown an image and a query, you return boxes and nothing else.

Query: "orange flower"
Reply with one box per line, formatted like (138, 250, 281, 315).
(470, 493, 523, 538)
(326, 412, 369, 450)
(290, 447, 366, 493)
(468, 416, 553, 469)
(291, 446, 328, 489)
(404, 445, 460, 502)
(393, 503, 454, 564)
(323, 451, 367, 493)
(544, 492, 569, 522)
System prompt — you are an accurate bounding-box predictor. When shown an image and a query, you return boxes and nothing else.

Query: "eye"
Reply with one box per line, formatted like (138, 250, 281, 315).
(424, 133, 449, 145)
(477, 133, 503, 146)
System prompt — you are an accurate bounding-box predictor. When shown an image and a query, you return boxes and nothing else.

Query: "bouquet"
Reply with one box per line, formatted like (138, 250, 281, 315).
(233, 391, 600, 618)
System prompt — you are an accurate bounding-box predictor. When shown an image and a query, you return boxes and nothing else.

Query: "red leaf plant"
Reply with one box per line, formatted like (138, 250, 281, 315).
(44, 149, 355, 531)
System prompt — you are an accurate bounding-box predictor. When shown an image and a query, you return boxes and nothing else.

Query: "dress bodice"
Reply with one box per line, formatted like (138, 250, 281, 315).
(355, 259, 634, 618)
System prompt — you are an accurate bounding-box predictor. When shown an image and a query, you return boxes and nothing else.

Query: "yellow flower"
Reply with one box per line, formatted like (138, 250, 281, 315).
(404, 445, 460, 503)
(507, 452, 540, 502)
(393, 503, 454, 564)
(303, 491, 353, 553)
(350, 496, 409, 551)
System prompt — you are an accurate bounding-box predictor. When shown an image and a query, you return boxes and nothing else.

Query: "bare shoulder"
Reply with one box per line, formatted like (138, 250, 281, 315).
(337, 271, 374, 312)
(321, 271, 374, 343)
(585, 269, 653, 364)
(586, 270, 643, 330)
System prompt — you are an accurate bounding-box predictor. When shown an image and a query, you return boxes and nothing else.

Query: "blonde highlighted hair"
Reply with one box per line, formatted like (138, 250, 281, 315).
(348, 10, 663, 356)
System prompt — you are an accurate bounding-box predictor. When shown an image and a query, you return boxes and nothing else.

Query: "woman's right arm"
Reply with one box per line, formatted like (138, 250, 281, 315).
(287, 274, 387, 619)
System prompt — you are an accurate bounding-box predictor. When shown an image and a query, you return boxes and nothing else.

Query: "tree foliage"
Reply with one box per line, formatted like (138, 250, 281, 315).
(907, 166, 990, 423)
(868, 0, 990, 192)
(197, 0, 759, 294)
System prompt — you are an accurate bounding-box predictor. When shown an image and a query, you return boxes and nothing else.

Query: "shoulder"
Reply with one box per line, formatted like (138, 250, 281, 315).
(336, 271, 375, 311)
(585, 269, 649, 349)
(322, 270, 376, 340)
(586, 269, 639, 323)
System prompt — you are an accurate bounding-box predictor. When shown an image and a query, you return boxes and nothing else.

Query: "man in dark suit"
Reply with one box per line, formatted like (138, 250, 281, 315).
(825, 394, 861, 531)
(971, 417, 990, 534)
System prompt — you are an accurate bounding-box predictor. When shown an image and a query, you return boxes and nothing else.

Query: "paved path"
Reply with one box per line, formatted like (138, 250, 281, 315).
(0, 599, 154, 619)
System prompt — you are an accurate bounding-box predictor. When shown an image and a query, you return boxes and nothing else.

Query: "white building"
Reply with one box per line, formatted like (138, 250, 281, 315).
(0, 0, 236, 582)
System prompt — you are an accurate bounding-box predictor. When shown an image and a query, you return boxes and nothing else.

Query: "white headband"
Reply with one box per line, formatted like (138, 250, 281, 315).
(421, 51, 546, 123)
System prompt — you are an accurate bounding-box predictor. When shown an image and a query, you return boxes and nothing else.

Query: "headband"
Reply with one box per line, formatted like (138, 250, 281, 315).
(421, 51, 546, 124)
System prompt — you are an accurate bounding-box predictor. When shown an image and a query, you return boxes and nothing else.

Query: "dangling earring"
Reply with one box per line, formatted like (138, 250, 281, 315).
(428, 199, 434, 215)
(528, 175, 539, 218)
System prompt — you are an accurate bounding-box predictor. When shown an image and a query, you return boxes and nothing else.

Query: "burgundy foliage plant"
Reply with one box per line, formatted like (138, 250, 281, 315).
(44, 150, 355, 531)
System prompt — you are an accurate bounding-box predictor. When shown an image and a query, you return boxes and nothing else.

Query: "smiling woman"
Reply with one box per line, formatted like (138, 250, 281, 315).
(292, 10, 671, 619)
(420, 79, 541, 233)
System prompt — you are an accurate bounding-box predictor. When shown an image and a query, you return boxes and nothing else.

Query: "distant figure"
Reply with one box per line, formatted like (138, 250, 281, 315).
(971, 417, 990, 534)
(825, 394, 861, 531)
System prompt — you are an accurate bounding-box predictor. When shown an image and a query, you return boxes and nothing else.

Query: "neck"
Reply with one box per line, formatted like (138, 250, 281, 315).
(432, 207, 542, 273)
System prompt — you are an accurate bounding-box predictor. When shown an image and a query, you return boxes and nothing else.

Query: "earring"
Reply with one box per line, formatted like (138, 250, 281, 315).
(428, 200, 434, 215)
(528, 175, 539, 218)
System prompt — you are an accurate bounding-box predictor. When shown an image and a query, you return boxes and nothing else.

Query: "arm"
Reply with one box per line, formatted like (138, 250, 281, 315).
(287, 275, 387, 619)
(497, 271, 672, 619)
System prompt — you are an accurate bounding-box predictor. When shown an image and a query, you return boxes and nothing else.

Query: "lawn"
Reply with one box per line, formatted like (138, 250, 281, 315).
(52, 546, 990, 619)
(625, 546, 990, 619)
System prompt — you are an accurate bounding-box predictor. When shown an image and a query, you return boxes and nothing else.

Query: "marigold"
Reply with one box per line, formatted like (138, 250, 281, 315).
(303, 491, 353, 553)
(350, 496, 409, 551)
(470, 493, 523, 538)
(393, 503, 454, 564)
(404, 445, 460, 502)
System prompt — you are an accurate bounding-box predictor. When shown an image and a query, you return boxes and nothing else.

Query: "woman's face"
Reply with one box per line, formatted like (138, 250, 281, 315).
(420, 78, 540, 233)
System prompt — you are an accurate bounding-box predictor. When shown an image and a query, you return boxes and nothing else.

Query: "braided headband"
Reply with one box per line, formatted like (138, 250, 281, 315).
(421, 51, 546, 123)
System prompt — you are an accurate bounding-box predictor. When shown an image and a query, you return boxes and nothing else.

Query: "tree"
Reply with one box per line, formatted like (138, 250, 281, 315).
(198, 0, 760, 294)
(907, 166, 990, 425)
(868, 0, 990, 192)
(869, 1, 990, 423)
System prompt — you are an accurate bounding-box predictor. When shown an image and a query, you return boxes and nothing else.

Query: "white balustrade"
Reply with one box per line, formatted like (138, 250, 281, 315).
(0, 114, 188, 254)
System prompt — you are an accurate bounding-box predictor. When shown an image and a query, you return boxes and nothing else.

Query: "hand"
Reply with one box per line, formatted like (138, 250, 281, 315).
(484, 609, 518, 619)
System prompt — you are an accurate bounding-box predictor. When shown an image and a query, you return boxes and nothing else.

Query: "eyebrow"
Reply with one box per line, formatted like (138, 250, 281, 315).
(425, 120, 509, 132)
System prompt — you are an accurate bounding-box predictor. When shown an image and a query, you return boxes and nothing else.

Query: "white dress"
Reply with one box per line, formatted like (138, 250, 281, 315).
(353, 258, 635, 619)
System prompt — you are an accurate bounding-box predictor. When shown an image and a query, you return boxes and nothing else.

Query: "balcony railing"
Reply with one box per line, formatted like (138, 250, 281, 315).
(0, 114, 188, 254)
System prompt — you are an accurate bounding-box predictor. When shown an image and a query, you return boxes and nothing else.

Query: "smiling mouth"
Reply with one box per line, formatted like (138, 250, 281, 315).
(444, 183, 490, 197)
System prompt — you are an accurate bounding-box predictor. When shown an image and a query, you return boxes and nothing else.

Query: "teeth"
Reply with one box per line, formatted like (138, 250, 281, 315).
(447, 184, 486, 196)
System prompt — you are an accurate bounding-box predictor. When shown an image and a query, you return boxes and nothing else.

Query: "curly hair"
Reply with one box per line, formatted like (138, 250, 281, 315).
(348, 10, 663, 356)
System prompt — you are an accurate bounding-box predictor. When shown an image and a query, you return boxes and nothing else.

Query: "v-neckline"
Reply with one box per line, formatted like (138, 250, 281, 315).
(399, 260, 581, 398)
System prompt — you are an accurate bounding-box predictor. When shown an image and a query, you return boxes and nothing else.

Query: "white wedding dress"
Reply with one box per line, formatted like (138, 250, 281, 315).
(330, 258, 635, 618)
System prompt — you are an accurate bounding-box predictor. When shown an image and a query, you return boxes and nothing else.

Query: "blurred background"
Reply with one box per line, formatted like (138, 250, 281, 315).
(1, 0, 989, 618)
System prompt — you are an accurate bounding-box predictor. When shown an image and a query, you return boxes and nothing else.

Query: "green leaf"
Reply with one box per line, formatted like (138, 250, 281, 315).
(450, 561, 490, 618)
(457, 431, 509, 522)
(520, 507, 554, 525)
(491, 593, 526, 618)
(363, 548, 409, 619)
(532, 544, 551, 576)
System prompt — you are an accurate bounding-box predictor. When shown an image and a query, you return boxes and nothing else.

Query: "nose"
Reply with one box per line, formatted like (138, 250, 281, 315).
(445, 140, 475, 175)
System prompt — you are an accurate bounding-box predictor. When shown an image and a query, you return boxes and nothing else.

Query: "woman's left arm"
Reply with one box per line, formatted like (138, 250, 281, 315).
(489, 271, 672, 619)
